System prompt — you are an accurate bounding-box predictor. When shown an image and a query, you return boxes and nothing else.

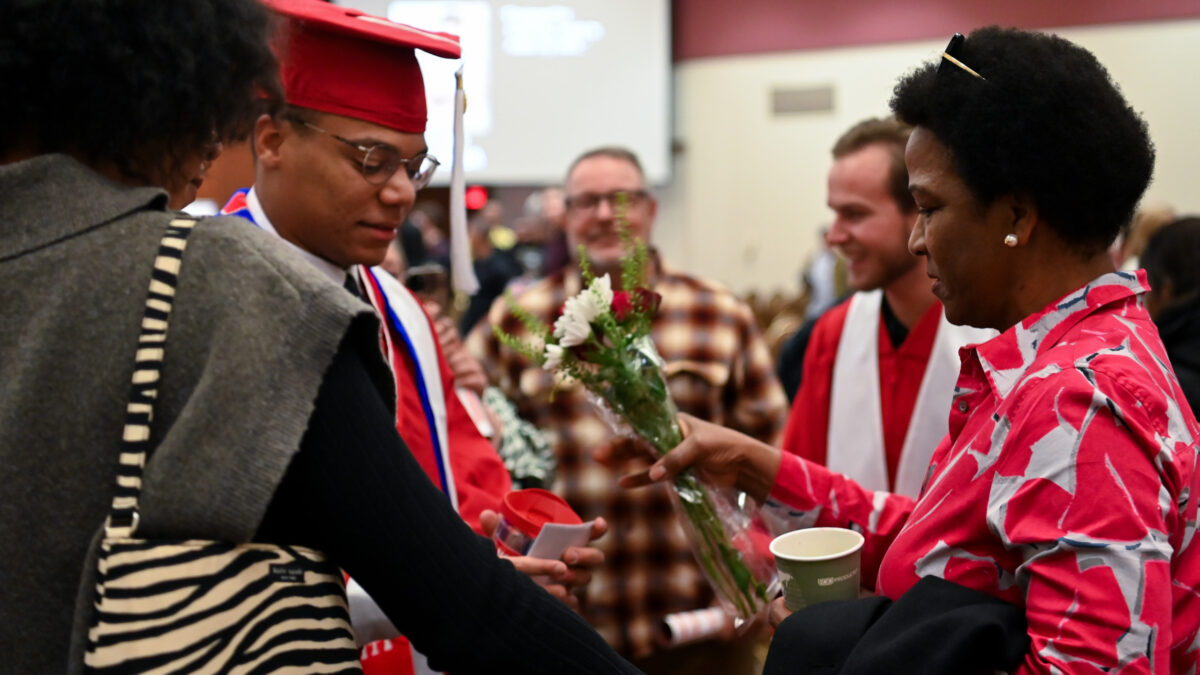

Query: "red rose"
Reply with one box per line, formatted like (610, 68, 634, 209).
(611, 291, 634, 321)
(633, 288, 662, 315)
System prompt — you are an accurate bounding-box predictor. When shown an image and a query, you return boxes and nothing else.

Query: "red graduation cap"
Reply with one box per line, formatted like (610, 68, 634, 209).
(262, 0, 461, 133)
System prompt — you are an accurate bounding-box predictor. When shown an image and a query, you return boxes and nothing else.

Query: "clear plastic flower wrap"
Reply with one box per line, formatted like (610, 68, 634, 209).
(582, 338, 779, 623)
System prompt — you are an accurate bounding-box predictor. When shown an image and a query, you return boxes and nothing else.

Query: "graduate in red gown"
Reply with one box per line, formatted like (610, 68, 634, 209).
(222, 2, 604, 672)
(779, 118, 991, 498)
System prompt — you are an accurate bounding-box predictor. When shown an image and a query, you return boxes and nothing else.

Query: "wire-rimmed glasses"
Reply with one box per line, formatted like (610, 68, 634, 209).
(291, 118, 440, 188)
(564, 189, 650, 214)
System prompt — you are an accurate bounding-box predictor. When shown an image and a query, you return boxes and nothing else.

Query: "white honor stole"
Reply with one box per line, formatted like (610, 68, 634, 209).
(348, 266, 455, 675)
(354, 265, 457, 508)
(826, 290, 993, 497)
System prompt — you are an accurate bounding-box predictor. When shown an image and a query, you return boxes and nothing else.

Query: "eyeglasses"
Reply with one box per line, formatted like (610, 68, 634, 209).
(291, 118, 440, 188)
(938, 33, 986, 81)
(564, 189, 650, 213)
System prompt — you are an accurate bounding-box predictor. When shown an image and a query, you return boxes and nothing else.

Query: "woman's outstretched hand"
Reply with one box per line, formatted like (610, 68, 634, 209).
(595, 413, 783, 504)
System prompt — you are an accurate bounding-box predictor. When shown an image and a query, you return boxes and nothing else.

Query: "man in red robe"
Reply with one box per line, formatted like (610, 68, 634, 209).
(222, 3, 603, 672)
(779, 118, 992, 498)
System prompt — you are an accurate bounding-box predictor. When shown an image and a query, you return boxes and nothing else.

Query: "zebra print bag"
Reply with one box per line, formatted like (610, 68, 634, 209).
(83, 217, 361, 674)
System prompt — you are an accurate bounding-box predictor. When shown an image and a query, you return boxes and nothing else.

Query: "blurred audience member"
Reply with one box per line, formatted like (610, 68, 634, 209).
(1141, 216, 1200, 414)
(510, 212, 552, 274)
(1112, 204, 1175, 270)
(801, 226, 846, 322)
(398, 219, 427, 266)
(459, 208, 525, 334)
(533, 186, 571, 277)
(412, 200, 450, 263)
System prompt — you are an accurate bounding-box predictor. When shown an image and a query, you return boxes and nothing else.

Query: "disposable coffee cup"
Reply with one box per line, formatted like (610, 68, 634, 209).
(769, 527, 864, 611)
(493, 488, 582, 557)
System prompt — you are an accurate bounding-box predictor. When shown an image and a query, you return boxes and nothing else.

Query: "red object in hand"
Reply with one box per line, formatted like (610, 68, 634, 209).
(494, 488, 582, 556)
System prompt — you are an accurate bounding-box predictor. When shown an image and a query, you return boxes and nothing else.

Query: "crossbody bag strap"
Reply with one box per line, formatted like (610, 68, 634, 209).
(104, 216, 198, 539)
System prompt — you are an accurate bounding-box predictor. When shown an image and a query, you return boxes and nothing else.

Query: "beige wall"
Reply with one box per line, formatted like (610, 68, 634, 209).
(654, 19, 1200, 295)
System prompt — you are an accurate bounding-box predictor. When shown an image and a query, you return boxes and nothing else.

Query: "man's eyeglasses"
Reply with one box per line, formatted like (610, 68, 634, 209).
(564, 189, 650, 213)
(291, 118, 440, 188)
(938, 33, 986, 81)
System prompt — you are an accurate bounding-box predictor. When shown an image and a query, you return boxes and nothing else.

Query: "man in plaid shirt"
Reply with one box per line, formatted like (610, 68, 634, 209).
(467, 146, 788, 673)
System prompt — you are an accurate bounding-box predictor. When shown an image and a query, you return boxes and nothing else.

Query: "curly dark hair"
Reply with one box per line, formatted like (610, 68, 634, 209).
(890, 26, 1155, 253)
(0, 0, 282, 185)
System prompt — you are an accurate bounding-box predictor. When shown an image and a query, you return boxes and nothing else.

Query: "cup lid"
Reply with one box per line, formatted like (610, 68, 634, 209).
(501, 488, 582, 537)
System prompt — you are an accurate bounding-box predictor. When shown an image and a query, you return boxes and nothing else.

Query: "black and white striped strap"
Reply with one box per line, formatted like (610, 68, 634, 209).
(105, 217, 197, 539)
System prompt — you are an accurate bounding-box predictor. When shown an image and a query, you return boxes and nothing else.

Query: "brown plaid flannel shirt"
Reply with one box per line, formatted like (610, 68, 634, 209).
(466, 261, 787, 659)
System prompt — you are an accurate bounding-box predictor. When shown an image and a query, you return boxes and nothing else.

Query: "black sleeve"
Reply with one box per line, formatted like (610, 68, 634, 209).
(256, 334, 638, 674)
(777, 316, 818, 403)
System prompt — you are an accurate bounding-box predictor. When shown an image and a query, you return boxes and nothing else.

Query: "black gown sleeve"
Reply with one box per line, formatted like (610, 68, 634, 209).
(256, 334, 638, 674)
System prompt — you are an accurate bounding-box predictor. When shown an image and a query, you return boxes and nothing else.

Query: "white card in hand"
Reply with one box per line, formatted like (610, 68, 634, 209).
(525, 520, 595, 560)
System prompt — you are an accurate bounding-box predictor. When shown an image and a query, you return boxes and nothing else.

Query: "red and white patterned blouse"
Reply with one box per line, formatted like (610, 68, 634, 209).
(767, 271, 1200, 673)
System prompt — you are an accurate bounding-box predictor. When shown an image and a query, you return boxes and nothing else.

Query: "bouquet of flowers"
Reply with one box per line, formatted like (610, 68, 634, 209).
(495, 222, 776, 621)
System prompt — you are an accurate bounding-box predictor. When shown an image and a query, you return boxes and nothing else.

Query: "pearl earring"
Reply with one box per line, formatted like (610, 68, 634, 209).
(1003, 234, 1018, 247)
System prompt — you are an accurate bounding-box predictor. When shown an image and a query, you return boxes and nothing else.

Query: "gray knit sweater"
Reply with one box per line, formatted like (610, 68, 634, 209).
(0, 155, 381, 673)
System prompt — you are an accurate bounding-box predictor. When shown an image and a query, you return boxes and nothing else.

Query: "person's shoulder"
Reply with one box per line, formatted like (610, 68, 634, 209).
(657, 267, 755, 317)
(493, 271, 563, 315)
(1048, 306, 1156, 375)
(810, 295, 855, 337)
(184, 214, 365, 318)
(186, 212, 284, 256)
(659, 266, 728, 295)
(515, 270, 564, 299)
(1019, 312, 1189, 433)
(190, 215, 331, 289)
(784, 297, 854, 368)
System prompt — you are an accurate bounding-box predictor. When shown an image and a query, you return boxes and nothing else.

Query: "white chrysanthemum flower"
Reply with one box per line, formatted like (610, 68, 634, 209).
(566, 275, 611, 326)
(542, 343, 564, 371)
(571, 293, 604, 325)
(553, 276, 613, 347)
(590, 274, 614, 306)
(553, 308, 591, 347)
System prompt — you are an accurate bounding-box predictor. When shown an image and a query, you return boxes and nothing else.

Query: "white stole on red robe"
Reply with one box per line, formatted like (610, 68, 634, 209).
(350, 266, 454, 675)
(827, 290, 993, 497)
(354, 265, 457, 510)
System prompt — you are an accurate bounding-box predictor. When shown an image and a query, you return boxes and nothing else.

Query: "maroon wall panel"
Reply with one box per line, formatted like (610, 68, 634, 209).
(673, 0, 1200, 62)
